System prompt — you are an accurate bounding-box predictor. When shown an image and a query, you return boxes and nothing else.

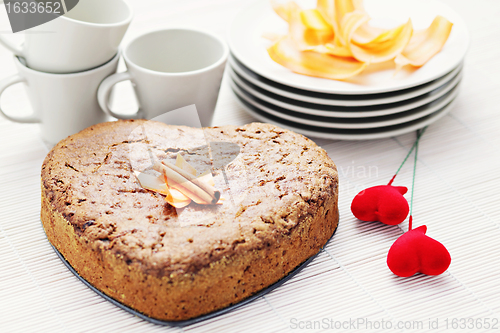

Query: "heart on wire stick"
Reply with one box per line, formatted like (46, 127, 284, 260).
(350, 130, 419, 226)
(386, 127, 450, 277)
(349, 127, 451, 277)
(387, 225, 451, 277)
(351, 185, 409, 225)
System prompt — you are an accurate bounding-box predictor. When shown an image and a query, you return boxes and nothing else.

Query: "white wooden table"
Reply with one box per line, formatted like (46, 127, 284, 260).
(1, 0, 500, 332)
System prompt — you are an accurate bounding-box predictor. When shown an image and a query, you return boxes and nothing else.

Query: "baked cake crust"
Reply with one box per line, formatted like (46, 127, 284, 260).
(41, 120, 339, 321)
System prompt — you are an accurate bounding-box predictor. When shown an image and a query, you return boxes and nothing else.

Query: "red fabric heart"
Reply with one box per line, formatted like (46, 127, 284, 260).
(387, 225, 451, 277)
(351, 185, 409, 225)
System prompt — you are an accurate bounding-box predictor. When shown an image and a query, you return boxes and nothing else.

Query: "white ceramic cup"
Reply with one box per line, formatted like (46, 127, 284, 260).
(0, 0, 132, 74)
(97, 28, 229, 127)
(0, 53, 120, 145)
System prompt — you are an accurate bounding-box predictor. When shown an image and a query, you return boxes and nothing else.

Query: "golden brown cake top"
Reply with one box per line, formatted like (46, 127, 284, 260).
(41, 120, 338, 277)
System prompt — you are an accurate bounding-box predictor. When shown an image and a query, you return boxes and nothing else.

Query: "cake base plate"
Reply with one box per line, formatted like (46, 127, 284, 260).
(47, 225, 338, 327)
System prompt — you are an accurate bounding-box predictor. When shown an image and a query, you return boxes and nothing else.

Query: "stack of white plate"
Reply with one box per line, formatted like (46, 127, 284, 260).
(227, 0, 469, 140)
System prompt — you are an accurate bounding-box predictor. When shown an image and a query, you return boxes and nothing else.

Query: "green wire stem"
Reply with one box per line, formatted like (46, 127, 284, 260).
(387, 127, 428, 231)
(408, 129, 422, 231)
(387, 126, 427, 186)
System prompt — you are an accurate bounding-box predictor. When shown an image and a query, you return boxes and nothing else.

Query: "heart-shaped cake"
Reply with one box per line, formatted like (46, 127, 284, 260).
(41, 120, 339, 321)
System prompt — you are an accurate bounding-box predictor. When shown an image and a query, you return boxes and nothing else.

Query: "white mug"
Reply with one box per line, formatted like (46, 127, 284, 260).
(97, 28, 229, 127)
(0, 0, 132, 74)
(0, 53, 120, 145)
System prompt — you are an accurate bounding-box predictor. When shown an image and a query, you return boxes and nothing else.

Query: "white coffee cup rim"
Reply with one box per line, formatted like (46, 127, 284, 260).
(60, 0, 133, 27)
(14, 52, 120, 76)
(122, 27, 229, 77)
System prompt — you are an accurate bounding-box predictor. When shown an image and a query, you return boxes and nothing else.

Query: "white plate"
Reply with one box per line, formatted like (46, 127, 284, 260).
(232, 91, 457, 140)
(228, 65, 462, 118)
(229, 56, 463, 107)
(231, 78, 460, 129)
(228, 0, 469, 95)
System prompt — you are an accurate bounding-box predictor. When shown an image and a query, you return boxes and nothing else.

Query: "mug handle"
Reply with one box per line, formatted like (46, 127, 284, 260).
(0, 35, 24, 56)
(0, 74, 40, 123)
(98, 72, 143, 119)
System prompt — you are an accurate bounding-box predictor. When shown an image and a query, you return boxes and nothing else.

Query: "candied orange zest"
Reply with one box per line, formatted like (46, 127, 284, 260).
(266, 0, 452, 80)
(288, 4, 332, 50)
(268, 36, 368, 80)
(168, 186, 191, 201)
(333, 0, 360, 45)
(175, 153, 197, 176)
(312, 40, 352, 57)
(198, 171, 216, 187)
(134, 171, 173, 201)
(316, 0, 335, 26)
(168, 179, 211, 205)
(300, 9, 334, 46)
(165, 187, 191, 208)
(395, 16, 453, 70)
(347, 17, 414, 63)
(271, 0, 298, 22)
(166, 199, 191, 209)
(351, 23, 386, 44)
(137, 153, 221, 207)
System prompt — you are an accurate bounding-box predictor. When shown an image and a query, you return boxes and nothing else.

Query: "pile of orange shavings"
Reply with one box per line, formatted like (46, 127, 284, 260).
(265, 0, 453, 80)
(134, 154, 221, 208)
